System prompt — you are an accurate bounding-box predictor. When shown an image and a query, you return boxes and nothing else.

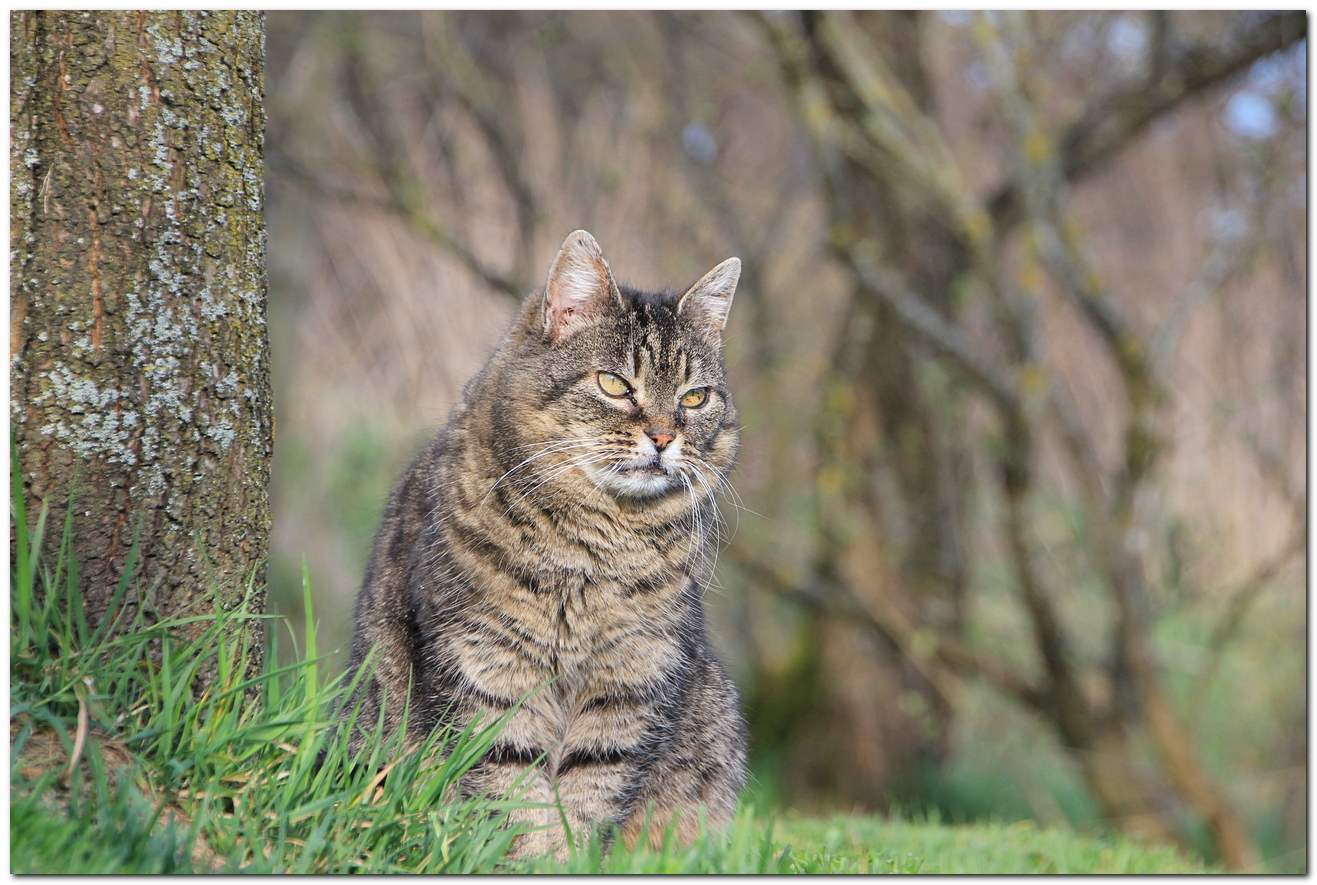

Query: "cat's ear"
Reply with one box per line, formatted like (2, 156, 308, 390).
(677, 257, 740, 340)
(543, 230, 622, 344)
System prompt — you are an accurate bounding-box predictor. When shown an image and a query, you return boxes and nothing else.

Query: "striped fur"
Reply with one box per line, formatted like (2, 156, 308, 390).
(343, 231, 747, 857)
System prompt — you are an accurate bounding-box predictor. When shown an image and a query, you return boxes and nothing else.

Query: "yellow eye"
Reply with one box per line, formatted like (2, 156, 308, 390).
(680, 388, 709, 408)
(598, 371, 632, 398)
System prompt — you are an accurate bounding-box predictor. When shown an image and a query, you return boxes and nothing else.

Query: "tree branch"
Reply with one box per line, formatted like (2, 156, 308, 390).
(811, 11, 995, 253)
(1188, 524, 1304, 726)
(979, 17, 1259, 869)
(659, 13, 788, 374)
(336, 15, 526, 301)
(846, 244, 1023, 416)
(977, 12, 1161, 489)
(420, 13, 539, 293)
(724, 540, 1044, 710)
(987, 11, 1307, 232)
(269, 148, 525, 300)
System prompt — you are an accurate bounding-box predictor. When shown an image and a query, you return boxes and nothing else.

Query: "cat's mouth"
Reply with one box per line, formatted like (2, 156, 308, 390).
(592, 456, 678, 499)
(617, 458, 671, 481)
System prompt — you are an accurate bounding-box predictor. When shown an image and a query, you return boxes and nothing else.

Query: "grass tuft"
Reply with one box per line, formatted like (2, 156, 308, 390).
(10, 473, 529, 874)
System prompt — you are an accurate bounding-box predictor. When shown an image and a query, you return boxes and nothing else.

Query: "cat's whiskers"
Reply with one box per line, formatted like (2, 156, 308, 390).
(690, 457, 762, 529)
(499, 440, 647, 518)
(506, 435, 602, 453)
(581, 458, 620, 498)
(682, 466, 725, 579)
(480, 439, 602, 510)
(487, 440, 594, 487)
(498, 450, 617, 518)
(675, 461, 721, 534)
(562, 447, 652, 503)
(499, 452, 601, 509)
(673, 471, 701, 574)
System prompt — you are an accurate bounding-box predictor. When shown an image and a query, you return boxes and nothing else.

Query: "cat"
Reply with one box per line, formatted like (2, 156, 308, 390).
(342, 229, 747, 858)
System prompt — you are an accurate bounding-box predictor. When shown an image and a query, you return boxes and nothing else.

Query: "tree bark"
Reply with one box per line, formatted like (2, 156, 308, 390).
(10, 11, 271, 677)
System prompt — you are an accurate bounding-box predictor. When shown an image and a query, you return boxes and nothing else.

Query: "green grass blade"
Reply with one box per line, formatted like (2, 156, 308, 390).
(16, 501, 48, 645)
(65, 541, 86, 646)
(301, 557, 318, 701)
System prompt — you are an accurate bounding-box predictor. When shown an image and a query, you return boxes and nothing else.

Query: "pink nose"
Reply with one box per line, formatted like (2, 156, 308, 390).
(647, 430, 675, 451)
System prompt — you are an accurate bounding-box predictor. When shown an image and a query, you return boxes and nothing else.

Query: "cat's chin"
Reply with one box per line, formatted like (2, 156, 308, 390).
(593, 465, 679, 500)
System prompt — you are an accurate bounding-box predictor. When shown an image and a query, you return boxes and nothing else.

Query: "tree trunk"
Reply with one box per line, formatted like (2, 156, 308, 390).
(10, 11, 271, 678)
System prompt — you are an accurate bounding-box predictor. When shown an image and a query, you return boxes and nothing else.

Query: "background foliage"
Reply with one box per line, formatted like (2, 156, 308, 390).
(263, 11, 1304, 871)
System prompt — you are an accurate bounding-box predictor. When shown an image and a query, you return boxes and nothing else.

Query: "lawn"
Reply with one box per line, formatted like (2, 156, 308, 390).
(10, 486, 1210, 875)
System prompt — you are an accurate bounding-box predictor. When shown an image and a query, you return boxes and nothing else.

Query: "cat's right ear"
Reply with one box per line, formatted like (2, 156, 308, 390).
(543, 230, 622, 344)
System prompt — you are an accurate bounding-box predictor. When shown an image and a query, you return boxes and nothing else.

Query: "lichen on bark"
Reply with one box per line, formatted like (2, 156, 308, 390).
(10, 11, 271, 677)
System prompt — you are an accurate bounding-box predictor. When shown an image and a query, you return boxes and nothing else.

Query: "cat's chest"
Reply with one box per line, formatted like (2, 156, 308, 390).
(518, 569, 680, 662)
(518, 509, 689, 579)
(437, 477, 695, 693)
(452, 569, 685, 702)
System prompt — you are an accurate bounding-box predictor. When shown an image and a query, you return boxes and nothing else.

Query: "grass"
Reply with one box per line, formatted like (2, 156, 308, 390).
(10, 471, 1212, 874)
(772, 814, 1210, 874)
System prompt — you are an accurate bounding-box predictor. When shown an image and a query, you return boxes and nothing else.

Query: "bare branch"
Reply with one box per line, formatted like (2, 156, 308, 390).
(1000, 475, 1093, 738)
(333, 15, 527, 301)
(659, 14, 789, 373)
(420, 13, 539, 291)
(1237, 425, 1305, 522)
(270, 148, 525, 300)
(978, 16, 1260, 868)
(976, 12, 1161, 486)
(846, 245, 1023, 416)
(723, 541, 1044, 710)
(1147, 11, 1171, 82)
(1151, 226, 1246, 375)
(987, 11, 1307, 231)
(379, 187, 527, 300)
(1188, 525, 1304, 725)
(812, 11, 996, 253)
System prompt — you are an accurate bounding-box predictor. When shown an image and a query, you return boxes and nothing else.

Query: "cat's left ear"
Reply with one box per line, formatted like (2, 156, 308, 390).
(677, 257, 740, 341)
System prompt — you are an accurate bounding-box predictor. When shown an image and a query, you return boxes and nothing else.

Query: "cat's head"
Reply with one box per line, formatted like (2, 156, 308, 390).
(491, 230, 739, 507)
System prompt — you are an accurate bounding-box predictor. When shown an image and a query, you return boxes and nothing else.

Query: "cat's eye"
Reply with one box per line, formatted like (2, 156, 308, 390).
(680, 388, 709, 408)
(598, 371, 632, 398)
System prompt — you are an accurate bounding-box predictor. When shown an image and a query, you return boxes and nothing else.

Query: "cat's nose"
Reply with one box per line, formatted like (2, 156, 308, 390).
(646, 430, 676, 451)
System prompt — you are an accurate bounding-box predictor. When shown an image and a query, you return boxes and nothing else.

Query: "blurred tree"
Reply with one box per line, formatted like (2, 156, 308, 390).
(758, 9, 1303, 869)
(728, 9, 974, 813)
(10, 11, 271, 680)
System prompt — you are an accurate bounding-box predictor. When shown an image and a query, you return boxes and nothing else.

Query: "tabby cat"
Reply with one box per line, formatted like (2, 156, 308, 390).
(343, 230, 747, 857)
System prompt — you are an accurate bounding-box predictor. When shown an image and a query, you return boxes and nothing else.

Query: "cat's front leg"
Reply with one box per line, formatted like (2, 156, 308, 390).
(618, 655, 746, 850)
(465, 736, 614, 862)
(509, 775, 621, 862)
